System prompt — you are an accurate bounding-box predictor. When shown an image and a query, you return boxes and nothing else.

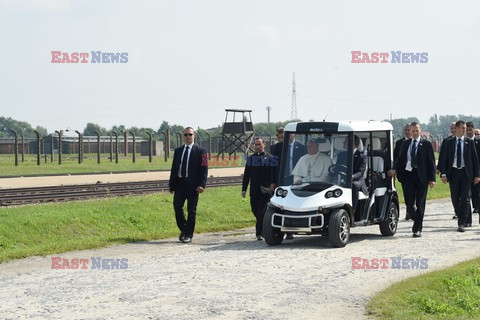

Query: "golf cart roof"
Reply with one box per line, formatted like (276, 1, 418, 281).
(284, 121, 393, 133)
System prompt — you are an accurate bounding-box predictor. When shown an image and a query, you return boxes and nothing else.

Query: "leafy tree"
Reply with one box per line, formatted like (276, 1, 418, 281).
(83, 122, 107, 136)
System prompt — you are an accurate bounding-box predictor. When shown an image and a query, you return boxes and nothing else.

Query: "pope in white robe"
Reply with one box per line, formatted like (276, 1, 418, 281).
(292, 140, 333, 184)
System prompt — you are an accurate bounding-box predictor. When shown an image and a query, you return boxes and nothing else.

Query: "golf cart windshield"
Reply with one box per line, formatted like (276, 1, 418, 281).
(278, 132, 353, 192)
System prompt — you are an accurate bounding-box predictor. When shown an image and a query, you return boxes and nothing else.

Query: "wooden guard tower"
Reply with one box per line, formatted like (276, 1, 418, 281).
(218, 109, 254, 157)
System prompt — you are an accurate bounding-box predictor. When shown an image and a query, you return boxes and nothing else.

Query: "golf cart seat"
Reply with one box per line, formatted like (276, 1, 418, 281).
(317, 138, 331, 154)
(364, 137, 384, 175)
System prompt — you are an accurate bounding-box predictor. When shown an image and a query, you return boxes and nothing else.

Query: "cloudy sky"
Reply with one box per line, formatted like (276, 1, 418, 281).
(0, 0, 478, 132)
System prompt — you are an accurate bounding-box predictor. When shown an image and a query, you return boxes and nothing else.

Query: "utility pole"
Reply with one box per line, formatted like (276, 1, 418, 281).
(266, 106, 271, 123)
(291, 72, 297, 120)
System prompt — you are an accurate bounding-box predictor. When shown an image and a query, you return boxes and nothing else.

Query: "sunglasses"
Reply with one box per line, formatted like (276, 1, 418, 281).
(184, 133, 193, 137)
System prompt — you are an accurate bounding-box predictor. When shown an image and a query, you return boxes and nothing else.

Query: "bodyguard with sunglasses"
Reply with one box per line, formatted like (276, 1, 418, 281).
(169, 127, 208, 243)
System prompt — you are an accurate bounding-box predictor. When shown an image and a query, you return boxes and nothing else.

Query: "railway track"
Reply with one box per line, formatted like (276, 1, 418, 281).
(0, 176, 243, 206)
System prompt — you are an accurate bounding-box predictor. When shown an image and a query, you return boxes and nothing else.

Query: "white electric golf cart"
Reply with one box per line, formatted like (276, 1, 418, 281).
(263, 121, 399, 247)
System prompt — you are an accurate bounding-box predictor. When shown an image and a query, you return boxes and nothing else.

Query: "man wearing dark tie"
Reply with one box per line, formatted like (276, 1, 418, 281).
(437, 121, 457, 219)
(440, 120, 480, 232)
(388, 122, 436, 237)
(393, 123, 412, 220)
(169, 127, 208, 243)
(466, 122, 480, 225)
(269, 133, 306, 240)
(271, 133, 306, 187)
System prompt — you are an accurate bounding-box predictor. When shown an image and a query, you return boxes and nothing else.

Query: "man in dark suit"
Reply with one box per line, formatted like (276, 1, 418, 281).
(440, 120, 480, 232)
(388, 122, 436, 237)
(437, 121, 457, 219)
(465, 122, 480, 225)
(393, 123, 412, 220)
(169, 127, 208, 243)
(475, 128, 480, 222)
(336, 135, 367, 215)
(393, 123, 411, 163)
(271, 133, 306, 187)
(269, 127, 284, 155)
(242, 138, 274, 240)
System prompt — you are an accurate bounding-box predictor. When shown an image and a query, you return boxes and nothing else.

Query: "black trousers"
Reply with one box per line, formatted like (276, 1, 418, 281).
(449, 168, 471, 227)
(173, 179, 199, 237)
(401, 181, 409, 218)
(471, 183, 480, 210)
(250, 191, 270, 236)
(352, 184, 359, 215)
(403, 170, 428, 233)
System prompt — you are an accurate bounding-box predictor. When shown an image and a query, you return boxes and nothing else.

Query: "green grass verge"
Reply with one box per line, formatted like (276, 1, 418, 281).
(0, 186, 252, 263)
(0, 154, 244, 176)
(396, 180, 451, 204)
(367, 258, 480, 320)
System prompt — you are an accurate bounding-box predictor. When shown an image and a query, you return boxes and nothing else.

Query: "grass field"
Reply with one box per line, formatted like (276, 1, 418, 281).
(367, 258, 480, 319)
(0, 154, 245, 176)
(0, 186, 252, 263)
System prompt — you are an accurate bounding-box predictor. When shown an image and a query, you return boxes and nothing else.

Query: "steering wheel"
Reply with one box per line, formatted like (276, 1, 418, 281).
(328, 164, 348, 178)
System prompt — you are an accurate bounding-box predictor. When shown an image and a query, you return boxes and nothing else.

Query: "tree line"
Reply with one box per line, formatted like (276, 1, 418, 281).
(2, 114, 480, 143)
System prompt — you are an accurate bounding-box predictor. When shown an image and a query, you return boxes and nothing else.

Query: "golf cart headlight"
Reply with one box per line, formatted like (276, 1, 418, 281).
(325, 191, 333, 199)
(282, 190, 288, 197)
(334, 189, 343, 197)
(276, 188, 284, 197)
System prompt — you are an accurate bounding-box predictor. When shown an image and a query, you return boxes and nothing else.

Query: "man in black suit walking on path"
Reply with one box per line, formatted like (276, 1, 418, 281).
(388, 122, 436, 237)
(169, 127, 208, 243)
(242, 138, 274, 240)
(440, 120, 480, 232)
(465, 122, 480, 226)
(437, 121, 457, 219)
(393, 123, 412, 220)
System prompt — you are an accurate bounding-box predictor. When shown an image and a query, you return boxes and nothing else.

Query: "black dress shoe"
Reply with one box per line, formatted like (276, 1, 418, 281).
(413, 231, 422, 238)
(285, 233, 294, 240)
(457, 226, 465, 232)
(179, 234, 185, 242)
(405, 215, 411, 221)
(182, 236, 192, 243)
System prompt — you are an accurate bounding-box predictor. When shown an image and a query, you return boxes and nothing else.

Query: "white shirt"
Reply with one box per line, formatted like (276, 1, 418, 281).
(405, 137, 420, 172)
(178, 143, 194, 177)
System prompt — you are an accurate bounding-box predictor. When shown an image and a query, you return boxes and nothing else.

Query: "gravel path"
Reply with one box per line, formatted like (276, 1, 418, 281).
(1, 198, 479, 320)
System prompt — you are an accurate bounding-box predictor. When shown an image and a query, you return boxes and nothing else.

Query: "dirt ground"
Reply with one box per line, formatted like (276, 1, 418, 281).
(1, 198, 479, 319)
